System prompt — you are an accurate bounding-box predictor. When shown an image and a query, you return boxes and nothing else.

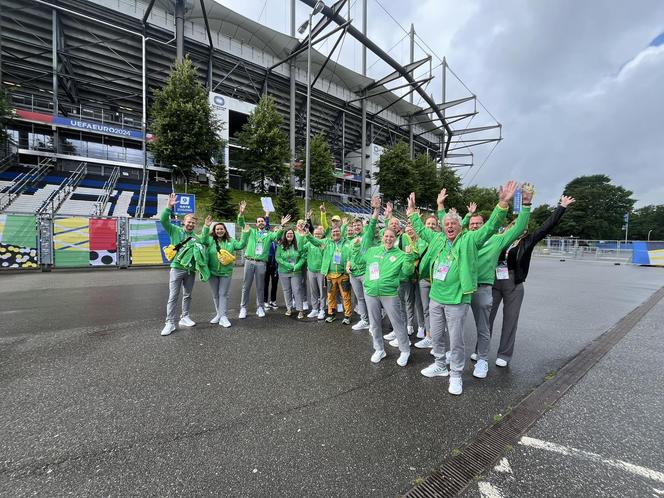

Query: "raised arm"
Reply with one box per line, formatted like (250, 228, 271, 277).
(199, 215, 213, 245)
(160, 193, 179, 237)
(530, 195, 575, 244)
(462, 202, 476, 229)
(399, 245, 415, 280)
(320, 204, 329, 232)
(406, 192, 436, 243)
(500, 183, 534, 248)
(436, 189, 448, 224)
(233, 225, 251, 251)
(469, 181, 516, 248)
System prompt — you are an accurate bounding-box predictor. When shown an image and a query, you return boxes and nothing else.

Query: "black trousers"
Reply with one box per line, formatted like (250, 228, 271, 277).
(264, 260, 279, 303)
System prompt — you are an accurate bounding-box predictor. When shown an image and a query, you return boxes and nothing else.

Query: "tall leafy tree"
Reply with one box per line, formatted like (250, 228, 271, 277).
(375, 141, 414, 205)
(528, 203, 554, 233)
(411, 153, 439, 209)
(555, 175, 635, 239)
(623, 204, 664, 240)
(437, 164, 464, 211)
(148, 57, 222, 179)
(275, 181, 300, 220)
(235, 95, 290, 193)
(210, 157, 236, 220)
(297, 132, 336, 196)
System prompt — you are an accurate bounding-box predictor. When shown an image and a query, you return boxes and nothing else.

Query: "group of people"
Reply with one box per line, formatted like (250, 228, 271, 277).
(159, 185, 575, 395)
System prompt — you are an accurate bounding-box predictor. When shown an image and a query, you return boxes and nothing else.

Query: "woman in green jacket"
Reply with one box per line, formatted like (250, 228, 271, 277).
(276, 229, 307, 319)
(201, 216, 250, 328)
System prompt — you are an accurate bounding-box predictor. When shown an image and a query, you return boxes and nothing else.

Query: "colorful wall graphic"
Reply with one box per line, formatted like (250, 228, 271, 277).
(130, 219, 175, 265)
(89, 218, 117, 266)
(54, 217, 90, 267)
(0, 214, 38, 269)
(632, 241, 664, 266)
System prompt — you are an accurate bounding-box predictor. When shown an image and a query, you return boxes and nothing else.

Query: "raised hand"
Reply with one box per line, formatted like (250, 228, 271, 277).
(560, 195, 575, 208)
(239, 200, 247, 214)
(168, 193, 177, 209)
(370, 196, 381, 210)
(281, 214, 292, 225)
(498, 180, 518, 207)
(405, 244, 412, 255)
(406, 192, 417, 216)
(306, 209, 313, 220)
(521, 183, 535, 204)
(437, 188, 448, 208)
(384, 201, 393, 220)
(204, 215, 212, 227)
(467, 202, 477, 214)
(243, 224, 251, 233)
(342, 217, 348, 226)
(319, 203, 326, 213)
(449, 207, 458, 215)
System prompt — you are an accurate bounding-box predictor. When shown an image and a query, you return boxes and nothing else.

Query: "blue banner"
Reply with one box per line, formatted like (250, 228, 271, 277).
(52, 116, 144, 140)
(174, 194, 196, 215)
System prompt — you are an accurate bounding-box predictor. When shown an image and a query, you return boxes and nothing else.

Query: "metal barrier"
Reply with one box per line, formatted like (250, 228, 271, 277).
(534, 237, 635, 262)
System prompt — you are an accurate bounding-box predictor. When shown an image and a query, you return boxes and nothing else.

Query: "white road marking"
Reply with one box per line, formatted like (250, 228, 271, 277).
(494, 457, 513, 475)
(478, 481, 504, 498)
(652, 488, 664, 495)
(519, 436, 664, 484)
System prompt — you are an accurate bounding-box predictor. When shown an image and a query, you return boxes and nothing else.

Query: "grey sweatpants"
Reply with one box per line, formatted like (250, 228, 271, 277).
(419, 279, 432, 332)
(471, 285, 493, 362)
(208, 275, 232, 318)
(489, 272, 525, 362)
(241, 260, 266, 310)
(307, 270, 325, 312)
(400, 281, 424, 329)
(430, 300, 469, 378)
(280, 273, 304, 311)
(166, 268, 196, 324)
(365, 294, 410, 353)
(349, 274, 368, 321)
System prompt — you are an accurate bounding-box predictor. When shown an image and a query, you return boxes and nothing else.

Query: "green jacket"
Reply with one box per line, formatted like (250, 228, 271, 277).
(476, 206, 531, 285)
(159, 208, 203, 273)
(303, 238, 325, 273)
(348, 219, 379, 277)
(359, 245, 415, 297)
(276, 243, 306, 275)
(307, 233, 352, 276)
(416, 209, 448, 281)
(200, 227, 249, 278)
(410, 204, 507, 304)
(237, 215, 283, 261)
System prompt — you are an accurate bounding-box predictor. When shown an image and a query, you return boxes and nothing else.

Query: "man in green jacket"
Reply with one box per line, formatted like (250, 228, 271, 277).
(236, 201, 290, 319)
(160, 193, 204, 336)
(347, 213, 378, 331)
(408, 181, 517, 395)
(467, 184, 534, 380)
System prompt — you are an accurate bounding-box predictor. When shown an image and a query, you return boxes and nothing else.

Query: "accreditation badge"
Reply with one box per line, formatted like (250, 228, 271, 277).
(255, 242, 263, 256)
(369, 262, 380, 281)
(434, 263, 449, 281)
(495, 263, 509, 280)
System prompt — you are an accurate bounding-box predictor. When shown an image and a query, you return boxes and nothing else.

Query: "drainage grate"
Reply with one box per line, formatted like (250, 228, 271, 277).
(403, 286, 664, 498)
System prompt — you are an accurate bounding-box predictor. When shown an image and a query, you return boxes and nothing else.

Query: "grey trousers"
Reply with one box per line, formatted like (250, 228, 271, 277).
(166, 268, 196, 324)
(471, 285, 494, 362)
(208, 275, 232, 318)
(241, 260, 266, 310)
(349, 274, 368, 321)
(280, 273, 304, 311)
(430, 300, 469, 378)
(307, 270, 325, 312)
(400, 281, 424, 329)
(419, 279, 432, 332)
(365, 294, 410, 353)
(489, 273, 525, 362)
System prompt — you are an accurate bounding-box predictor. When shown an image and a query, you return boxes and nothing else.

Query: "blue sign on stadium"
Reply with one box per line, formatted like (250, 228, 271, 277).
(174, 194, 196, 215)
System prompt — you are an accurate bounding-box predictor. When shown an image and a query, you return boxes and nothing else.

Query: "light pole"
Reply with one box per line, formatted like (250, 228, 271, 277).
(298, 0, 325, 215)
(648, 229, 653, 241)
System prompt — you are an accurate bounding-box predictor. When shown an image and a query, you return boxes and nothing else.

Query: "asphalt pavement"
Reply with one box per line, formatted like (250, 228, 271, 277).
(1, 258, 662, 497)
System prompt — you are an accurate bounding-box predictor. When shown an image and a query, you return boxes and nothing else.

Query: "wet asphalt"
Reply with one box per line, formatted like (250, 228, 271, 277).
(1, 258, 662, 497)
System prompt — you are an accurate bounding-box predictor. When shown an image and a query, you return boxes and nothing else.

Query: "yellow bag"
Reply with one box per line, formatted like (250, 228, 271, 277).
(217, 248, 236, 266)
(163, 245, 177, 261)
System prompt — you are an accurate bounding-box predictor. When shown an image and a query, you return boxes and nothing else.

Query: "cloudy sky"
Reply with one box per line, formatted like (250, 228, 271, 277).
(219, 0, 664, 207)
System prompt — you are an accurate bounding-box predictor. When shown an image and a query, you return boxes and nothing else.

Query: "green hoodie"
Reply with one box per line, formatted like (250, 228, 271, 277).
(199, 226, 249, 277)
(237, 215, 284, 261)
(410, 204, 507, 304)
(358, 244, 415, 297)
(348, 218, 379, 277)
(303, 237, 325, 273)
(476, 206, 531, 285)
(160, 208, 202, 272)
(307, 233, 352, 276)
(276, 242, 306, 275)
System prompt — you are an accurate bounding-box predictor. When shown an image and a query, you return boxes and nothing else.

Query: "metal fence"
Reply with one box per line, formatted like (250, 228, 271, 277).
(534, 237, 639, 262)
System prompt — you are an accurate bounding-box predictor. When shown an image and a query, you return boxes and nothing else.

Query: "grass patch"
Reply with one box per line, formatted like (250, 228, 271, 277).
(504, 444, 513, 453)
(493, 413, 504, 423)
(451, 448, 462, 457)
(543, 370, 558, 381)
(412, 476, 425, 486)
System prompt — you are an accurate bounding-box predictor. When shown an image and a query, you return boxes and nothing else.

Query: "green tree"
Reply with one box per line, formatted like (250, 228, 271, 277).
(438, 164, 464, 211)
(629, 204, 664, 240)
(376, 141, 414, 206)
(462, 185, 499, 219)
(555, 175, 635, 239)
(275, 182, 300, 221)
(297, 133, 335, 196)
(148, 57, 222, 179)
(210, 157, 236, 220)
(236, 95, 290, 193)
(528, 203, 554, 232)
(410, 153, 439, 209)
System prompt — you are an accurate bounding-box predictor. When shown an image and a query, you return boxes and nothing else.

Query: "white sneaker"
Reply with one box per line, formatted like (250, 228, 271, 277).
(317, 309, 325, 320)
(415, 337, 433, 349)
(337, 303, 343, 313)
(470, 352, 478, 362)
(416, 327, 426, 339)
(179, 316, 196, 327)
(495, 358, 508, 368)
(307, 309, 318, 318)
(473, 359, 488, 379)
(407, 325, 414, 336)
(239, 307, 247, 319)
(389, 338, 411, 348)
(448, 377, 463, 395)
(219, 316, 231, 328)
(421, 363, 449, 377)
(303, 301, 309, 310)
(269, 301, 278, 309)
(383, 331, 396, 341)
(352, 319, 370, 330)
(370, 350, 386, 363)
(445, 351, 451, 365)
(257, 307, 266, 318)
(160, 323, 176, 336)
(209, 314, 220, 324)
(397, 352, 410, 367)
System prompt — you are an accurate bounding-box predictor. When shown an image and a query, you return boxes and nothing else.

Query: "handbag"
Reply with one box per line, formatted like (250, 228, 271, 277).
(163, 236, 193, 261)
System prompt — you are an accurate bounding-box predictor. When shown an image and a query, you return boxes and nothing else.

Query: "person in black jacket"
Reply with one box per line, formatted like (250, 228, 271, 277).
(488, 194, 575, 367)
